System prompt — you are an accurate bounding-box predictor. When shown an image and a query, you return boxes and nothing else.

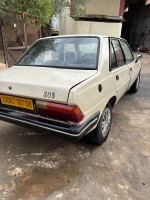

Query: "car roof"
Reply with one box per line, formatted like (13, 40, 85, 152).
(39, 34, 109, 40)
(35, 34, 126, 44)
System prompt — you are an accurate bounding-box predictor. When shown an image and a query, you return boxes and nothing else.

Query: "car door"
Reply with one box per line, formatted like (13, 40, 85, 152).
(110, 38, 130, 100)
(120, 40, 141, 88)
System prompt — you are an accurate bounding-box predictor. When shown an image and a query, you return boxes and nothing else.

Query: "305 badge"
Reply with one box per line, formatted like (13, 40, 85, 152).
(43, 91, 55, 99)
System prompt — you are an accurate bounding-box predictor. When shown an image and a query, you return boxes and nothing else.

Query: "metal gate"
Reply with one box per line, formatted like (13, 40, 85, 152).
(0, 14, 41, 68)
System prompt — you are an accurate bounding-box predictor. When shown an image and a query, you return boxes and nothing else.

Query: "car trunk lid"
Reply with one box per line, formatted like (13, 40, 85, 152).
(0, 66, 97, 103)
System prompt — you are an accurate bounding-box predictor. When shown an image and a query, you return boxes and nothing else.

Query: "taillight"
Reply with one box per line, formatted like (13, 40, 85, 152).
(36, 101, 84, 123)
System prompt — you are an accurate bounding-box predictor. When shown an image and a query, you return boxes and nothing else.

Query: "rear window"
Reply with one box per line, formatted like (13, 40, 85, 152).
(16, 37, 99, 70)
(79, 43, 98, 55)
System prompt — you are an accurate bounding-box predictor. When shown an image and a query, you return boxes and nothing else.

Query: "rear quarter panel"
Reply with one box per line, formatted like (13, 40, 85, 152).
(68, 38, 117, 125)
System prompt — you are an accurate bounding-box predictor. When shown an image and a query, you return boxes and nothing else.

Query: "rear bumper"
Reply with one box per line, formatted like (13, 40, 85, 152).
(0, 107, 100, 141)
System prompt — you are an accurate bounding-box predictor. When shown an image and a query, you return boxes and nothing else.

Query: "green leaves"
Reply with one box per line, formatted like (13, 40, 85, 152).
(0, 0, 53, 27)
(51, 0, 89, 17)
(70, 0, 89, 17)
(0, 0, 89, 27)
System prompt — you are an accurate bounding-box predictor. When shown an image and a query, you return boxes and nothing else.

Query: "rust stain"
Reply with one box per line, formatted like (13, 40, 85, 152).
(12, 162, 79, 200)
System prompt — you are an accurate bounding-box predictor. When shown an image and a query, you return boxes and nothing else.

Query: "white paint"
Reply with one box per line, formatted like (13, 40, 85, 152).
(26, 131, 38, 135)
(0, 185, 4, 190)
(113, 160, 120, 165)
(17, 153, 45, 157)
(7, 167, 23, 177)
(102, 186, 112, 194)
(37, 160, 60, 169)
(56, 193, 63, 198)
(24, 163, 34, 167)
(0, 65, 96, 103)
(117, 184, 129, 190)
(58, 8, 122, 37)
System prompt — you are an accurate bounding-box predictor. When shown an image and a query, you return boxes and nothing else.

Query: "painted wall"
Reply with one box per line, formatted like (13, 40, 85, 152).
(58, 6, 122, 37)
(86, 0, 121, 16)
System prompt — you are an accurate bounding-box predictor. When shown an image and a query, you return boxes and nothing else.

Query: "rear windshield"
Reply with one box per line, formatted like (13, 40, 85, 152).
(16, 37, 99, 69)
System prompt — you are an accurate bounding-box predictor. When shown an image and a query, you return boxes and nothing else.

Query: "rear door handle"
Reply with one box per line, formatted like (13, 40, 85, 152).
(130, 67, 132, 71)
(116, 75, 119, 80)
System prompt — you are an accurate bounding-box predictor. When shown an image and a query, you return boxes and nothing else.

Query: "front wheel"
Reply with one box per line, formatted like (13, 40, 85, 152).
(130, 73, 140, 93)
(88, 103, 112, 145)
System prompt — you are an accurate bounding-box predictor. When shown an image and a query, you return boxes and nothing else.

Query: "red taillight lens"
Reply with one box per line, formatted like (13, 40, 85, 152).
(37, 101, 84, 123)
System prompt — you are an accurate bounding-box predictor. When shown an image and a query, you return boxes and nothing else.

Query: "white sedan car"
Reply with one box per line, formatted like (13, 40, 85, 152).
(0, 35, 142, 144)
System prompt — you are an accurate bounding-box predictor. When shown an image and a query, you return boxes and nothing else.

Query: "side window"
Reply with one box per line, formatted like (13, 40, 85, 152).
(110, 43, 117, 69)
(120, 40, 134, 63)
(112, 40, 125, 67)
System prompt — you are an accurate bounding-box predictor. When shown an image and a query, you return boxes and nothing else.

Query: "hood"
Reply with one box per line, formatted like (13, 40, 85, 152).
(0, 66, 97, 103)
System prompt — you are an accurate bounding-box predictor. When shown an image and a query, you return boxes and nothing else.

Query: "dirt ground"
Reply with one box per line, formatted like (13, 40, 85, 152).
(0, 53, 150, 200)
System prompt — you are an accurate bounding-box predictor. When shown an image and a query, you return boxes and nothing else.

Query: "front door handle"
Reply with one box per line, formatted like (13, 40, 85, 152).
(116, 75, 119, 80)
(130, 67, 132, 71)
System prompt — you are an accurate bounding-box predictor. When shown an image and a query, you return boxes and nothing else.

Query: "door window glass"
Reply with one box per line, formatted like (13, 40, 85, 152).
(112, 40, 125, 67)
(110, 43, 117, 69)
(120, 40, 134, 63)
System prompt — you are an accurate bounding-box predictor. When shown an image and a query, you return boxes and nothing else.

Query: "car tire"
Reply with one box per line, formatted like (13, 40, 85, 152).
(130, 73, 140, 93)
(88, 103, 112, 145)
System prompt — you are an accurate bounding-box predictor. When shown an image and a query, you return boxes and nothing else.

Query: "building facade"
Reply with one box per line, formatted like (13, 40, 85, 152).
(58, 0, 125, 37)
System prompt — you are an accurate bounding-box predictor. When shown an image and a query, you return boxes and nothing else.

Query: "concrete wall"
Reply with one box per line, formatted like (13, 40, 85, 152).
(86, 0, 120, 16)
(58, 5, 122, 37)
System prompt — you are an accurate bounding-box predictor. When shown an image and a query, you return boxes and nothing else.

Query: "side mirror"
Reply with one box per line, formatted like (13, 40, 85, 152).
(135, 55, 142, 63)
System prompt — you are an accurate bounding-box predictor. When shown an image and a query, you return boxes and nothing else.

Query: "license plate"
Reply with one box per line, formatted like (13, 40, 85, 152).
(0, 95, 34, 110)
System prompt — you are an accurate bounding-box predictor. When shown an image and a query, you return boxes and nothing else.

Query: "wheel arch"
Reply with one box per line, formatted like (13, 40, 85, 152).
(108, 96, 117, 108)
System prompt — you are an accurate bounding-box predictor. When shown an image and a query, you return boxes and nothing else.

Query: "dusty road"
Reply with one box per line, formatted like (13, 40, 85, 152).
(0, 54, 150, 200)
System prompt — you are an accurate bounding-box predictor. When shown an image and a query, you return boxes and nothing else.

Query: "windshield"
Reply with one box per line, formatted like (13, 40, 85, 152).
(16, 37, 99, 69)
